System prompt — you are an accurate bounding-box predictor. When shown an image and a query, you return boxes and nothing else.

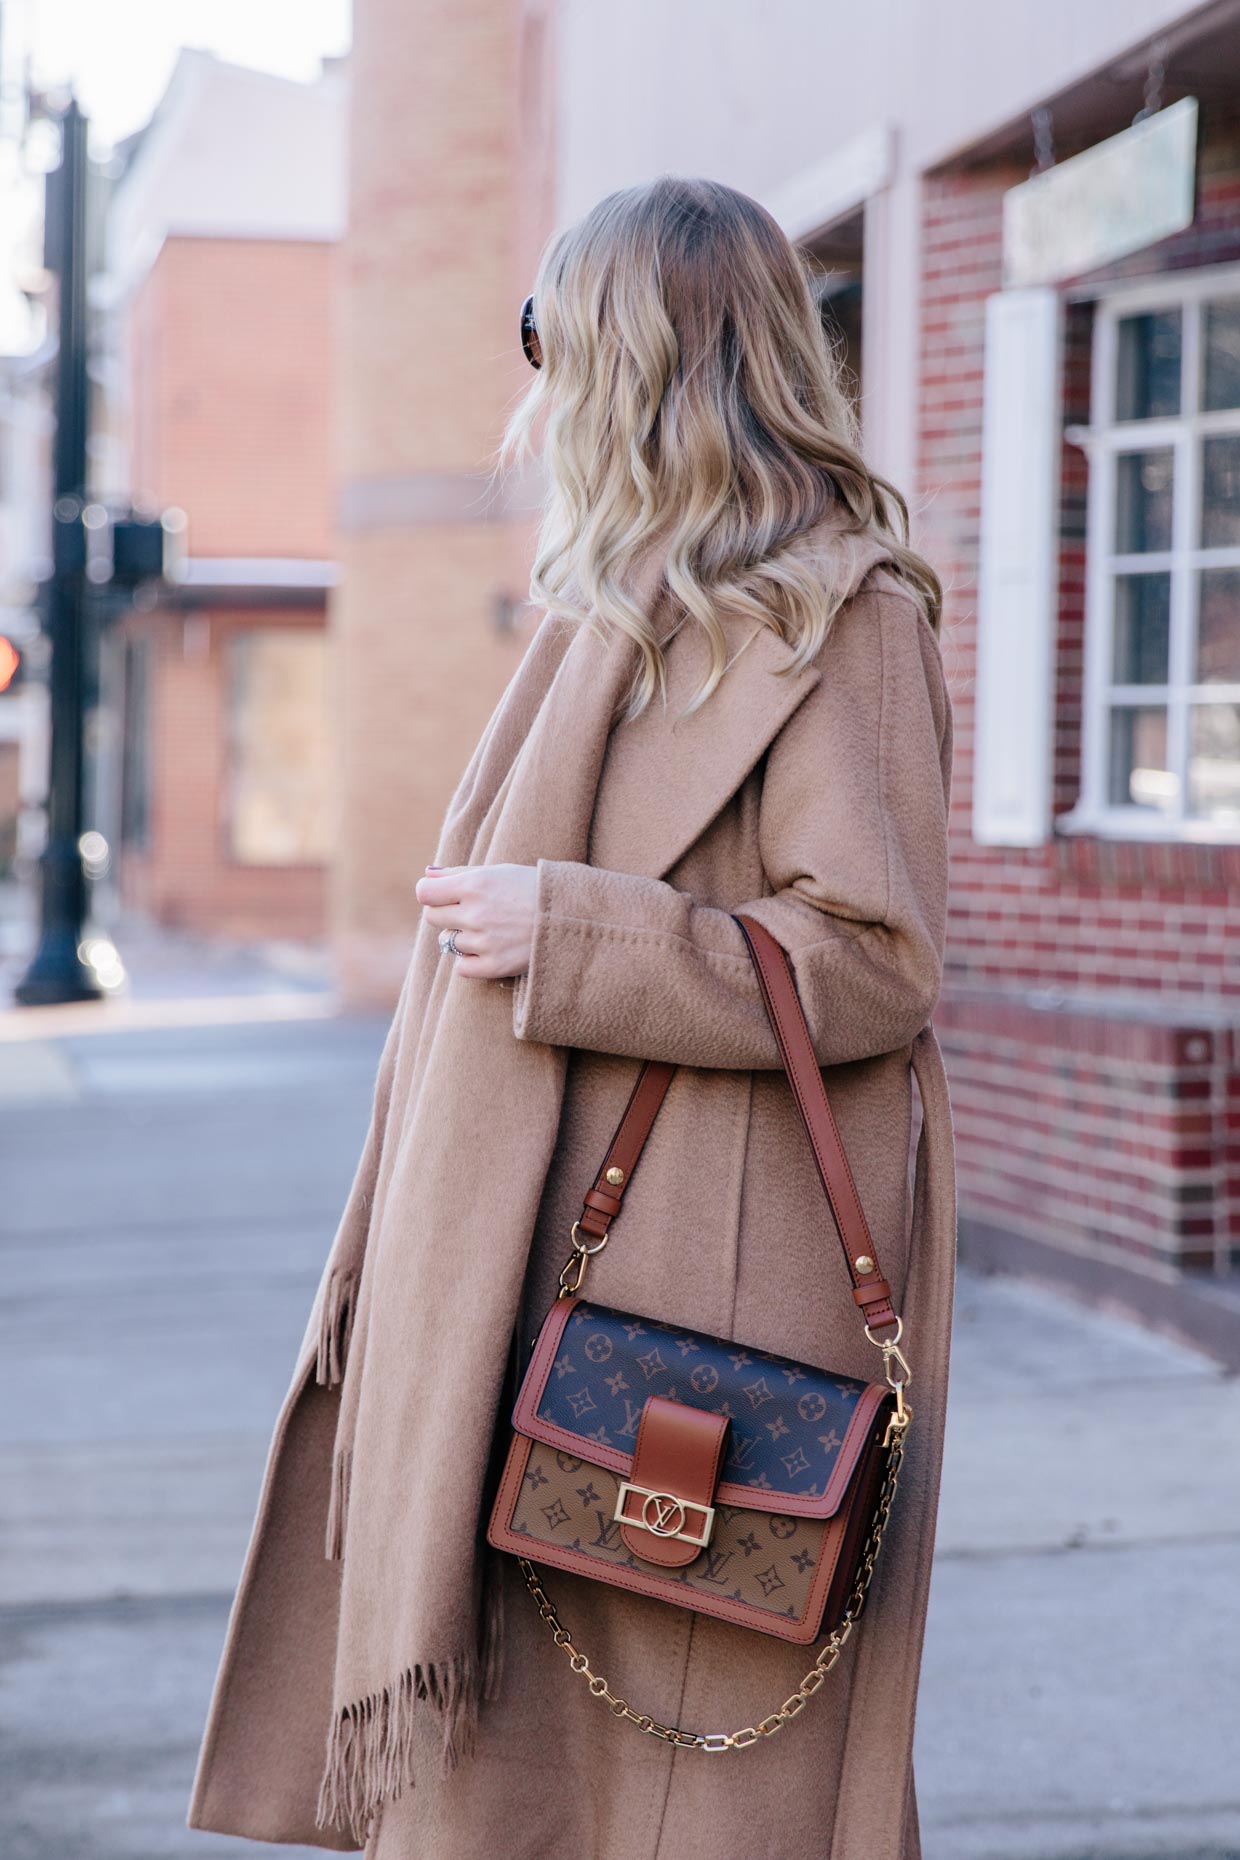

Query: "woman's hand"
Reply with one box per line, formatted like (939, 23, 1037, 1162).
(415, 863, 539, 980)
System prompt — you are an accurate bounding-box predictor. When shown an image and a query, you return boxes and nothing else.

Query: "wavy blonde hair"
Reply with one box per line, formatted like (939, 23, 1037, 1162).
(501, 175, 941, 717)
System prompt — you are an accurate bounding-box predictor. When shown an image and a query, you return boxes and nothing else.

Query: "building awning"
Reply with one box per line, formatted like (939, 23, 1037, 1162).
(934, 3, 1240, 174)
(162, 558, 339, 609)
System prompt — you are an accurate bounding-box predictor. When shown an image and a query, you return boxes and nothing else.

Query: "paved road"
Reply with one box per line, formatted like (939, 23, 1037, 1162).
(1, 1001, 1237, 1860)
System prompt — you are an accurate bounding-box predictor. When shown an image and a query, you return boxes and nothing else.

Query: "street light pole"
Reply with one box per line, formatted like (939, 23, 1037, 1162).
(16, 97, 103, 1005)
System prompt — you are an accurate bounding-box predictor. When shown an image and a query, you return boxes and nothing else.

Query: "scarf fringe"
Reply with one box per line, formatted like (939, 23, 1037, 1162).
(315, 1654, 483, 1843)
(315, 1555, 510, 1839)
(325, 1447, 352, 1561)
(316, 1267, 359, 1389)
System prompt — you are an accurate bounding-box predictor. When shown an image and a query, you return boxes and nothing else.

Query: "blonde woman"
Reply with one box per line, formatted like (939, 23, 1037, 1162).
(190, 176, 956, 1860)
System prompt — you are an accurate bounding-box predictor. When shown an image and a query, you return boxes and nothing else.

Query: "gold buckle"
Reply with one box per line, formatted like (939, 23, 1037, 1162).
(614, 1481, 715, 1548)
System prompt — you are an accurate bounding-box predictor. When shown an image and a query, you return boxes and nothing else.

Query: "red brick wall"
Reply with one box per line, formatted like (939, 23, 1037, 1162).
(916, 117, 1240, 1277)
(937, 993, 1237, 1277)
(127, 237, 335, 560)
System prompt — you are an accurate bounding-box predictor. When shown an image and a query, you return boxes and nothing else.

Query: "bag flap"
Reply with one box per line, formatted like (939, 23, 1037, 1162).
(513, 1297, 892, 1521)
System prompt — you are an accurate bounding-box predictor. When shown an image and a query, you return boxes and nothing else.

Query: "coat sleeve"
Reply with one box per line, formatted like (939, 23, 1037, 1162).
(511, 588, 951, 1071)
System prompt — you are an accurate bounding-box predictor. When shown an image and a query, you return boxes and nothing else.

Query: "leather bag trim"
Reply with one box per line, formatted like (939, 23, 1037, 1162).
(511, 1295, 892, 1521)
(488, 1429, 861, 1645)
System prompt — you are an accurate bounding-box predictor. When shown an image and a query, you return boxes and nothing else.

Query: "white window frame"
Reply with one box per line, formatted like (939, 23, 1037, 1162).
(1061, 261, 1240, 844)
(972, 287, 1063, 848)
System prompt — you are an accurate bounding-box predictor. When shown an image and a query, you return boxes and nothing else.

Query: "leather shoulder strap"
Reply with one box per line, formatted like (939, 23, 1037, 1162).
(733, 913, 898, 1335)
(575, 914, 900, 1338)
(575, 1058, 676, 1244)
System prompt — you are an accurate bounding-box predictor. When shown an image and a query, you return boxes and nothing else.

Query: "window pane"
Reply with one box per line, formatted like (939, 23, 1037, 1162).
(1107, 707, 1175, 811)
(1115, 448, 1173, 553)
(1112, 573, 1170, 684)
(1188, 703, 1240, 825)
(1203, 298, 1240, 412)
(228, 628, 330, 865)
(1201, 434, 1240, 549)
(1197, 569, 1240, 684)
(1115, 308, 1181, 420)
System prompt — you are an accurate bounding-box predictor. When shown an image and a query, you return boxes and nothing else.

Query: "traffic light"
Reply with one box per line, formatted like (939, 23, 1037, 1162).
(112, 508, 186, 584)
(0, 636, 22, 693)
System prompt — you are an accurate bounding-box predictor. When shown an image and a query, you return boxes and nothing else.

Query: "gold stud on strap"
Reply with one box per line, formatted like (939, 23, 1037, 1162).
(605, 1166, 625, 1186)
(854, 1254, 875, 1275)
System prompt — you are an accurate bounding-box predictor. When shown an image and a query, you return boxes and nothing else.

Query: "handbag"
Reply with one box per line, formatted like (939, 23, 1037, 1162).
(487, 913, 913, 1753)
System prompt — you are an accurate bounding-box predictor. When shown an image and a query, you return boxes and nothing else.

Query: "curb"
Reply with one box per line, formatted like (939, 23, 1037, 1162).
(958, 1217, 1240, 1373)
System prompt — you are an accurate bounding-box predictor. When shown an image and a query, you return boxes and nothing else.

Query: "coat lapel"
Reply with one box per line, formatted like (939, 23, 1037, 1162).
(589, 519, 897, 880)
(465, 516, 894, 886)
(588, 619, 821, 880)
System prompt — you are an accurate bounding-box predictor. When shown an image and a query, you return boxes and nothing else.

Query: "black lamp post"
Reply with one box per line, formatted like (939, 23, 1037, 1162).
(15, 98, 102, 1005)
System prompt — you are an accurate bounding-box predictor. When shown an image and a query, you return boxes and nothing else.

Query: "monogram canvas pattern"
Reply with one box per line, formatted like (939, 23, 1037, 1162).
(510, 1441, 827, 1621)
(534, 1300, 866, 1502)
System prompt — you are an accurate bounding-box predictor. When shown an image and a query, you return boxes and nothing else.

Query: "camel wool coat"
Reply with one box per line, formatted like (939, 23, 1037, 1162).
(189, 532, 956, 1860)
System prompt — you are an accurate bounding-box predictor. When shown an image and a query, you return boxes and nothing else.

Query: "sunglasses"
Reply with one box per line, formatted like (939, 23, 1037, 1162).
(520, 293, 542, 370)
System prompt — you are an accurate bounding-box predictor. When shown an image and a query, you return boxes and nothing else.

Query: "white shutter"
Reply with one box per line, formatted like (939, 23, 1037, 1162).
(972, 287, 1062, 847)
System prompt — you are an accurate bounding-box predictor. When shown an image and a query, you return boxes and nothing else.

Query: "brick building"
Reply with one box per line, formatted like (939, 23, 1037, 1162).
(336, 0, 1240, 1330)
(922, 111, 1240, 1324)
(101, 52, 345, 940)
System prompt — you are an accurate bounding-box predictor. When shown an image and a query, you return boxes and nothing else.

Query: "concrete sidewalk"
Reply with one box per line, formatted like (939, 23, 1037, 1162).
(0, 998, 1237, 1859)
(0, 877, 335, 1012)
(921, 1274, 1240, 1860)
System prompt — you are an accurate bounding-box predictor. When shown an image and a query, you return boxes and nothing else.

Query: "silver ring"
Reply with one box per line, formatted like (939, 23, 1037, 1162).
(438, 928, 463, 958)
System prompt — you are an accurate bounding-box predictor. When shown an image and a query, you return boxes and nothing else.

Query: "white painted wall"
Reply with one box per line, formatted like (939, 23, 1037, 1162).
(556, 0, 1199, 218)
(106, 51, 346, 299)
(553, 0, 1204, 484)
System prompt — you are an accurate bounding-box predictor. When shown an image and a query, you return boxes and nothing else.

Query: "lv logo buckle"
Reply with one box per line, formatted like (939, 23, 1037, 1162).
(614, 1480, 715, 1549)
(644, 1492, 686, 1536)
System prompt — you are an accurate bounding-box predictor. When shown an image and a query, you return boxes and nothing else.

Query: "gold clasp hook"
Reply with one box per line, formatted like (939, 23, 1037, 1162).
(865, 1315, 913, 1444)
(880, 1338, 912, 1392)
(557, 1220, 609, 1299)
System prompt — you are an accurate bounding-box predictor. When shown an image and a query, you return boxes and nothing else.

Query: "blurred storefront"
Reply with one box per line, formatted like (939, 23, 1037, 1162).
(0, 346, 51, 879)
(339, 0, 1240, 1323)
(100, 51, 344, 940)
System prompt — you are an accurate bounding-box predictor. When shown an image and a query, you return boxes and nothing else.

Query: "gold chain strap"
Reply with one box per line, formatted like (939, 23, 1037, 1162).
(517, 1422, 906, 1753)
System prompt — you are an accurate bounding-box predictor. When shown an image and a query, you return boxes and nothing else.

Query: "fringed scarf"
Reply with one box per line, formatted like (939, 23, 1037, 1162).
(307, 555, 675, 1843)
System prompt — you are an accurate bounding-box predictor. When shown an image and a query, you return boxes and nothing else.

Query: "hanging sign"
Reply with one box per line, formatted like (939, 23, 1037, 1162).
(1003, 97, 1198, 288)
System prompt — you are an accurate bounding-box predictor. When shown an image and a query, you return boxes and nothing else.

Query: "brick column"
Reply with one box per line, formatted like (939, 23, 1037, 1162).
(332, 0, 556, 1004)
